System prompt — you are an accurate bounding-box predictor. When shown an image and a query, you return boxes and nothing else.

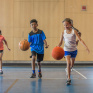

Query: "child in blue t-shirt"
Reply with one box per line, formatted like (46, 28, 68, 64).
(28, 19, 49, 78)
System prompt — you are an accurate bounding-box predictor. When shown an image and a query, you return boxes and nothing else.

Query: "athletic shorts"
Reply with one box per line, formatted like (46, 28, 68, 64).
(31, 51, 44, 62)
(0, 50, 3, 53)
(64, 50, 77, 58)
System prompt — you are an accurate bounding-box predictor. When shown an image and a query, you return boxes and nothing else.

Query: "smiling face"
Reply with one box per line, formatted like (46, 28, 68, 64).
(63, 21, 72, 30)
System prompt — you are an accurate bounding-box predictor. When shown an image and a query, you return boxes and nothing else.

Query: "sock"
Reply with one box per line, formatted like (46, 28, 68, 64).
(0, 69, 2, 72)
(38, 70, 41, 73)
(32, 70, 35, 74)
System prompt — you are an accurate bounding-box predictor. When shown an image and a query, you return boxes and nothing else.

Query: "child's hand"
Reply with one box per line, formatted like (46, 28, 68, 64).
(45, 45, 49, 48)
(86, 48, 90, 53)
(7, 48, 11, 51)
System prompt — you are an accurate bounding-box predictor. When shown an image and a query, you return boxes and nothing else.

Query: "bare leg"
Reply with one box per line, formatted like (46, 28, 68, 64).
(65, 56, 71, 80)
(37, 62, 41, 72)
(71, 58, 75, 68)
(0, 52, 3, 70)
(30, 55, 36, 78)
(32, 56, 36, 70)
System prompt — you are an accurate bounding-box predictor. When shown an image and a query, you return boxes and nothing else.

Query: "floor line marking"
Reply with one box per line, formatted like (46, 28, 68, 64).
(73, 69, 87, 79)
(4, 79, 19, 93)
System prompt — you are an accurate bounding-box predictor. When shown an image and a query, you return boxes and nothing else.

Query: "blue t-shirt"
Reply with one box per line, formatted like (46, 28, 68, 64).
(28, 29, 46, 54)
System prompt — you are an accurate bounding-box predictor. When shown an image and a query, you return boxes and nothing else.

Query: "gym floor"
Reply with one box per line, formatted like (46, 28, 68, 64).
(0, 65, 93, 93)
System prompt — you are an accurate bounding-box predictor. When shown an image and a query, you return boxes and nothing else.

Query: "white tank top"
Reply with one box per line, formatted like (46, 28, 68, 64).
(63, 29, 77, 51)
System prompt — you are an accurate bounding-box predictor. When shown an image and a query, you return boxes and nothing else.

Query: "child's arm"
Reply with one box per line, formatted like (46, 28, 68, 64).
(74, 30, 90, 53)
(43, 39, 49, 48)
(58, 32, 64, 47)
(4, 40, 11, 51)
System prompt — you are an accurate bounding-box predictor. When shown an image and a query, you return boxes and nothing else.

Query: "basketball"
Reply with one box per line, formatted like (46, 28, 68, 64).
(52, 46, 65, 60)
(19, 39, 30, 51)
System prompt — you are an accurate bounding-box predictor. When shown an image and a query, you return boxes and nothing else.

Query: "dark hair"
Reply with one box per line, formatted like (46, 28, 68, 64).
(70, 19, 73, 25)
(62, 18, 73, 24)
(30, 19, 38, 24)
(0, 30, 1, 35)
(72, 27, 81, 35)
(72, 27, 79, 32)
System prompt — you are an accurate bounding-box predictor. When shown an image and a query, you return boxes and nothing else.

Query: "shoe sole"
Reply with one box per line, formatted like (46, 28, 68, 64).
(66, 82, 71, 85)
(30, 75, 36, 78)
(0, 72, 3, 74)
(38, 75, 42, 78)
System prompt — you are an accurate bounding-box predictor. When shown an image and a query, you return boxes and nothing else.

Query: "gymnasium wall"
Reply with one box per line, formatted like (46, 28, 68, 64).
(0, 0, 93, 62)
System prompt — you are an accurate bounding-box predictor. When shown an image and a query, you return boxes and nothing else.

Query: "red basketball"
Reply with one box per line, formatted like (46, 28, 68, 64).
(19, 39, 30, 51)
(52, 47, 65, 60)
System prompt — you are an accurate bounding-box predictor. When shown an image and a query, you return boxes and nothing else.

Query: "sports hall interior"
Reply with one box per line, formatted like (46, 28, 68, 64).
(0, 0, 93, 93)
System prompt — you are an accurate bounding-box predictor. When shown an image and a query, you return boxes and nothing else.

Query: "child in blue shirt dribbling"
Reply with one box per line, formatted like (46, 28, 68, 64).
(28, 19, 49, 78)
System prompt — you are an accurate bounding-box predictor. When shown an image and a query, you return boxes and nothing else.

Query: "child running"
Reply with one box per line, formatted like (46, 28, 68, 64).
(65, 19, 82, 71)
(0, 30, 10, 74)
(58, 18, 90, 85)
(28, 19, 49, 78)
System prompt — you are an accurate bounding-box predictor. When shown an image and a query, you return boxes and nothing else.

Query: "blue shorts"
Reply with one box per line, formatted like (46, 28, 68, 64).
(64, 50, 77, 58)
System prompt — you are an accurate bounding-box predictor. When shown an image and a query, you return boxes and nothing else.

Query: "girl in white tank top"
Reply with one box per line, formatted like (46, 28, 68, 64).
(64, 29, 77, 51)
(58, 18, 90, 85)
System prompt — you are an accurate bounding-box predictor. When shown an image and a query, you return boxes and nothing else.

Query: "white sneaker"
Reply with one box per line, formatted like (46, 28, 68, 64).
(65, 68, 68, 78)
(65, 68, 67, 72)
(71, 68, 73, 71)
(65, 68, 73, 72)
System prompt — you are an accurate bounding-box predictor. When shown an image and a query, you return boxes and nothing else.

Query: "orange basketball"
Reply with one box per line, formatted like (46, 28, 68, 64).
(19, 39, 30, 51)
(52, 47, 65, 60)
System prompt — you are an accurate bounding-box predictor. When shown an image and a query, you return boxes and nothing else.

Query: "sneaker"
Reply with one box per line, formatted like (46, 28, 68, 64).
(65, 68, 68, 79)
(65, 68, 67, 72)
(38, 73, 42, 78)
(71, 68, 73, 71)
(0, 71, 3, 74)
(65, 68, 73, 72)
(66, 79, 71, 85)
(30, 73, 36, 78)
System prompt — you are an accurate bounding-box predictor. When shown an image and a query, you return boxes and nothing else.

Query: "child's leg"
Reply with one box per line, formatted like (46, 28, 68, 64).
(65, 56, 71, 80)
(70, 50, 77, 69)
(71, 50, 77, 68)
(37, 54, 44, 73)
(37, 62, 41, 73)
(71, 58, 75, 68)
(0, 52, 3, 70)
(37, 54, 44, 78)
(37, 62, 42, 78)
(30, 55, 36, 78)
(32, 55, 36, 72)
(31, 51, 37, 74)
(30, 51, 36, 78)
